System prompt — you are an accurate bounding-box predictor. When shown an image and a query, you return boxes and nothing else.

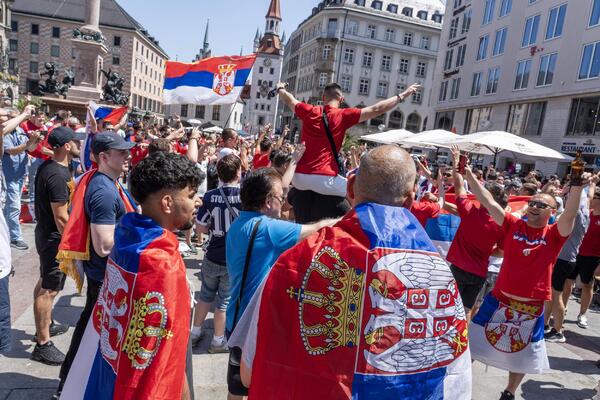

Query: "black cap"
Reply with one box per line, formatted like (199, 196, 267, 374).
(48, 126, 75, 149)
(91, 132, 135, 154)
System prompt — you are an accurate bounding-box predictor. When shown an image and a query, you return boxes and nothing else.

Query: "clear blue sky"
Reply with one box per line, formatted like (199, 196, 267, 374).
(118, 0, 318, 61)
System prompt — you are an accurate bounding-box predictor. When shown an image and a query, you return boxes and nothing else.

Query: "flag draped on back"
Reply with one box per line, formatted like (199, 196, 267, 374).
(232, 203, 472, 399)
(163, 55, 257, 105)
(57, 170, 136, 293)
(60, 213, 191, 400)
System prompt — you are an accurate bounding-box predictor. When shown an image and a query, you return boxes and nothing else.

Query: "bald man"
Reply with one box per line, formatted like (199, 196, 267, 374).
(230, 145, 472, 399)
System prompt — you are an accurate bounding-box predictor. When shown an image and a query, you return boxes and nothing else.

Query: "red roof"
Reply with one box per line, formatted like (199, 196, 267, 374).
(265, 0, 281, 20)
(257, 33, 281, 55)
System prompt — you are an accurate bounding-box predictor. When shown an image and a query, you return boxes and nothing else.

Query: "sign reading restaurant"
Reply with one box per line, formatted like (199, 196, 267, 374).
(560, 139, 600, 155)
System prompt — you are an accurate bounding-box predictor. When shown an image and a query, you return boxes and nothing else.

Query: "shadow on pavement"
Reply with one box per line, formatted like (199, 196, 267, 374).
(0, 372, 58, 391)
(563, 330, 600, 354)
(3, 329, 34, 360)
(521, 380, 595, 400)
(52, 294, 84, 327)
(549, 356, 599, 374)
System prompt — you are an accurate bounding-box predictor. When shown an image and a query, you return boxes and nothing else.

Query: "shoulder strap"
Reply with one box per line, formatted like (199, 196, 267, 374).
(322, 110, 344, 174)
(218, 186, 239, 219)
(231, 218, 262, 331)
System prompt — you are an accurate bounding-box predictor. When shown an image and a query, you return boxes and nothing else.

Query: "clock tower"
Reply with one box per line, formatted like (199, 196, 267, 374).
(242, 0, 285, 133)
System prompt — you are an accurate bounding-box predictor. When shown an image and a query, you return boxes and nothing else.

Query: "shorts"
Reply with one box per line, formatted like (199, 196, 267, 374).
(289, 188, 351, 224)
(38, 241, 66, 292)
(572, 255, 600, 285)
(551, 258, 577, 291)
(450, 264, 486, 309)
(198, 258, 231, 311)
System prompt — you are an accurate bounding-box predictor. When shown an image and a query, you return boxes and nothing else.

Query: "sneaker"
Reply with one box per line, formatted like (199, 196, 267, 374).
(544, 325, 552, 334)
(208, 338, 229, 354)
(499, 390, 515, 400)
(32, 321, 69, 342)
(10, 240, 28, 250)
(191, 330, 205, 347)
(577, 314, 588, 329)
(545, 328, 566, 343)
(30, 341, 65, 365)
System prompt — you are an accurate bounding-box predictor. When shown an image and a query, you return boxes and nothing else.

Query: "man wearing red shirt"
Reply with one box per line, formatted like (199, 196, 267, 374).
(447, 147, 505, 319)
(409, 195, 441, 228)
(276, 81, 421, 223)
(21, 112, 50, 219)
(467, 164, 585, 400)
(252, 126, 272, 170)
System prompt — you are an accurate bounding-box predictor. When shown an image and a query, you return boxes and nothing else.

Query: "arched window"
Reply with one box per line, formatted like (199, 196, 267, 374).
(388, 110, 403, 129)
(406, 113, 421, 133)
(270, 20, 274, 30)
(402, 7, 413, 17)
(370, 114, 386, 129)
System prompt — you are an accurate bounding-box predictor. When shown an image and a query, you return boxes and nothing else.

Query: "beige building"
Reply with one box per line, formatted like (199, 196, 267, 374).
(9, 0, 168, 116)
(0, 0, 19, 101)
(279, 0, 445, 136)
(430, 0, 600, 175)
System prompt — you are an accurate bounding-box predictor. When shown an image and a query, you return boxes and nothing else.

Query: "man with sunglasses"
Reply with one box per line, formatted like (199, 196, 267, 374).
(466, 163, 587, 400)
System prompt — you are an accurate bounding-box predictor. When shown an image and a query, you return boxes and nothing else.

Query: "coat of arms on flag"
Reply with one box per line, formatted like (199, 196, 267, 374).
(213, 63, 237, 96)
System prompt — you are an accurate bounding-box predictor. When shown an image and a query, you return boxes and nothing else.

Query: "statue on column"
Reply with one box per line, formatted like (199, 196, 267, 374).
(101, 69, 130, 105)
(37, 63, 75, 98)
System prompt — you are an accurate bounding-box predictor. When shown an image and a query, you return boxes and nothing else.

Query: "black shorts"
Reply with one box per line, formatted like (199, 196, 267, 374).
(551, 258, 577, 292)
(38, 241, 66, 292)
(572, 255, 600, 285)
(450, 264, 486, 309)
(288, 188, 350, 224)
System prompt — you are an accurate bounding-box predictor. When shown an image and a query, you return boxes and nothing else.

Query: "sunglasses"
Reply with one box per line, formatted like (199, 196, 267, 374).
(270, 194, 286, 204)
(528, 200, 555, 210)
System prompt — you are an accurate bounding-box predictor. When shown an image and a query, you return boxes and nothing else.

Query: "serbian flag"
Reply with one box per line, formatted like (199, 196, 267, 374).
(163, 54, 256, 105)
(81, 102, 128, 171)
(230, 203, 472, 399)
(61, 213, 191, 400)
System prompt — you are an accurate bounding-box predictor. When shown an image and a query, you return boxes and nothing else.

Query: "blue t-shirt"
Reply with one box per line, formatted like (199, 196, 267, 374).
(83, 172, 127, 282)
(225, 211, 301, 333)
(197, 185, 241, 265)
(2, 128, 28, 181)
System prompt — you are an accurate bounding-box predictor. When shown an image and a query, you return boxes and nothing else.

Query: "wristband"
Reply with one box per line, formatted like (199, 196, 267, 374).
(396, 94, 404, 103)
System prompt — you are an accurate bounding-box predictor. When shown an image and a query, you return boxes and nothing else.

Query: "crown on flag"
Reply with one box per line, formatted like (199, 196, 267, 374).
(286, 247, 365, 356)
(217, 63, 236, 76)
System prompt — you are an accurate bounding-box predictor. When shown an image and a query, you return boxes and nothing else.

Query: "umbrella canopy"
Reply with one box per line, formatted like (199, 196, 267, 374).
(433, 131, 573, 162)
(203, 125, 223, 134)
(400, 129, 458, 149)
(360, 129, 414, 144)
(186, 118, 203, 126)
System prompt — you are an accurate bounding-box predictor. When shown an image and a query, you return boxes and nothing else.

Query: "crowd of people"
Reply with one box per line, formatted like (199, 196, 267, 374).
(0, 80, 598, 400)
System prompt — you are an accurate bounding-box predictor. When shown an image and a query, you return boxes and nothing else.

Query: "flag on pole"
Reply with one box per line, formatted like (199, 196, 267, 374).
(163, 55, 256, 105)
(230, 203, 472, 399)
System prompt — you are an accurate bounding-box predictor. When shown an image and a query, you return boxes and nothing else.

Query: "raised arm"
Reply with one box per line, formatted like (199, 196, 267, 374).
(87, 106, 98, 134)
(186, 128, 200, 163)
(359, 84, 420, 123)
(281, 143, 305, 188)
(114, 110, 129, 131)
(254, 124, 270, 153)
(2, 105, 34, 135)
(557, 174, 589, 237)
(450, 145, 466, 197)
(464, 165, 505, 226)
(275, 82, 300, 110)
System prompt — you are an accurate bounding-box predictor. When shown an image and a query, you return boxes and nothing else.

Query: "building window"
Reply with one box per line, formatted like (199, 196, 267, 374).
(461, 9, 472, 34)
(384, 28, 395, 42)
(432, 12, 443, 23)
(112, 56, 120, 65)
(439, 80, 449, 102)
(72, 48, 76, 59)
(402, 7, 413, 17)
(456, 44, 467, 67)
(483, 0, 496, 25)
(566, 97, 600, 136)
(50, 45, 59, 57)
(388, 110, 403, 128)
(259, 66, 263, 73)
(486, 67, 501, 94)
(396, 83, 406, 93)
(416, 61, 427, 78)
(522, 15, 540, 47)
(420, 36, 430, 49)
(343, 48, 355, 64)
(399, 58, 409, 74)
(114, 36, 121, 47)
(30, 61, 38, 73)
(377, 81, 388, 97)
(180, 104, 189, 117)
(340, 76, 352, 92)
(435, 111, 455, 130)
(52, 27, 60, 38)
(449, 18, 459, 40)
(359, 78, 370, 95)
(256, 91, 261, 99)
(579, 41, 600, 80)
(31, 23, 39, 35)
(444, 49, 454, 71)
(403, 32, 413, 46)
(367, 24, 377, 39)
(8, 59, 17, 74)
(371, 1, 383, 10)
(255, 104, 259, 110)
(322, 45, 331, 60)
(536, 53, 557, 86)
(387, 4, 398, 13)
(412, 88, 423, 104)
(500, 0, 512, 17)
(417, 11, 428, 20)
(381, 54, 392, 71)
(590, 0, 600, 27)
(9, 39, 17, 52)
(11, 20, 17, 32)
(212, 105, 221, 121)
(545, 4, 567, 40)
(507, 102, 546, 136)
(471, 72, 482, 96)
(345, 20, 358, 35)
(450, 78, 461, 100)
(270, 67, 274, 74)
(477, 35, 489, 61)
(362, 51, 373, 67)
(493, 27, 507, 56)
(319, 72, 328, 88)
(30, 42, 39, 54)
(465, 107, 493, 133)
(405, 113, 421, 133)
(514, 59, 532, 90)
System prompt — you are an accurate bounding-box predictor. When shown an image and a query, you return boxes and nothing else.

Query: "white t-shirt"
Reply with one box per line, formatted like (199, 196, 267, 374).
(196, 160, 208, 197)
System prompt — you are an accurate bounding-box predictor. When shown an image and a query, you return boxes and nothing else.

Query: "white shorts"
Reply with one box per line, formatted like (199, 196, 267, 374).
(292, 173, 347, 197)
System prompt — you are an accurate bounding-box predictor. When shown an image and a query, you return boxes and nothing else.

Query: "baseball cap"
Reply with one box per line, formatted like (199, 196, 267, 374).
(91, 132, 135, 154)
(48, 126, 75, 149)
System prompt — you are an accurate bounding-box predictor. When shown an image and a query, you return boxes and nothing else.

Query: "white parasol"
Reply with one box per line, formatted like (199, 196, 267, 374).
(399, 129, 458, 149)
(360, 129, 414, 144)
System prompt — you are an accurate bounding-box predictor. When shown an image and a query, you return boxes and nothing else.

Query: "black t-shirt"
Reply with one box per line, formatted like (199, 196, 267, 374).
(34, 160, 71, 249)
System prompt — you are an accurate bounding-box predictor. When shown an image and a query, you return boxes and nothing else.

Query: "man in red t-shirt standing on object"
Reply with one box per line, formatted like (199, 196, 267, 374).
(275, 81, 420, 223)
(467, 163, 586, 400)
